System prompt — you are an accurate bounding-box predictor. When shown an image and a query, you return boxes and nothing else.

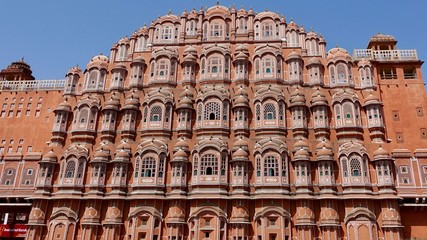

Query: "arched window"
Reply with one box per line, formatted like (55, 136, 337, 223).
(208, 55, 223, 76)
(264, 156, 279, 177)
(116, 45, 128, 61)
(156, 59, 169, 78)
(65, 161, 75, 178)
(136, 36, 148, 51)
(141, 157, 156, 177)
(201, 154, 218, 175)
(337, 64, 347, 83)
(210, 22, 223, 37)
(204, 102, 221, 120)
(262, 56, 275, 77)
(162, 26, 172, 40)
(150, 106, 163, 122)
(88, 70, 98, 89)
(264, 103, 276, 120)
(350, 158, 361, 176)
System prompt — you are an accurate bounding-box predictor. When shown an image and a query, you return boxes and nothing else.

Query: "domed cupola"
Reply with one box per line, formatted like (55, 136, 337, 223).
(87, 54, 109, 70)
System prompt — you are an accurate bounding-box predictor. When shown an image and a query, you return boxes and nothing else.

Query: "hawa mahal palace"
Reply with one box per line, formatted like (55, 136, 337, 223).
(0, 3, 426, 240)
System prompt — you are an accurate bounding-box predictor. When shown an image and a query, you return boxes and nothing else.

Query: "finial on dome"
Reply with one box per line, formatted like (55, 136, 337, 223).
(168, 9, 172, 15)
(216, 1, 220, 6)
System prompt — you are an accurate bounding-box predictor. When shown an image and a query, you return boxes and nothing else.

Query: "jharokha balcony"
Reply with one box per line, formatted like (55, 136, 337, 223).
(353, 49, 418, 62)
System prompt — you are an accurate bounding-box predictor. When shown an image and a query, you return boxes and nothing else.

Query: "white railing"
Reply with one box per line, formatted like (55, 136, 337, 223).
(0, 79, 66, 91)
(353, 49, 418, 61)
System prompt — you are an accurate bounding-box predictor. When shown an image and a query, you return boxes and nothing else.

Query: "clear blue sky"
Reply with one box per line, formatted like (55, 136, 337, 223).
(1, 0, 426, 80)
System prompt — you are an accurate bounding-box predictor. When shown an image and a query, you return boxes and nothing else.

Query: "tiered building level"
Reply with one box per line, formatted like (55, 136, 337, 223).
(0, 4, 426, 240)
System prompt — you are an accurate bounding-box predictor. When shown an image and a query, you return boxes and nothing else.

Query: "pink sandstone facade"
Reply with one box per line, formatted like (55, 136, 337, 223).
(0, 4, 426, 240)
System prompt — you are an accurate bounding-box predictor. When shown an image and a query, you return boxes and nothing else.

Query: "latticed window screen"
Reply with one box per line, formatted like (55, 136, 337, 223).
(350, 158, 361, 176)
(193, 156, 199, 176)
(141, 157, 156, 177)
(77, 161, 84, 179)
(204, 102, 221, 120)
(279, 103, 284, 120)
(150, 106, 162, 121)
(223, 102, 228, 120)
(65, 161, 75, 178)
(264, 103, 276, 120)
(363, 159, 368, 176)
(157, 60, 169, 76)
(201, 154, 218, 175)
(256, 104, 261, 120)
(262, 57, 274, 74)
(256, 157, 261, 176)
(158, 155, 165, 177)
(342, 159, 348, 177)
(221, 154, 226, 175)
(134, 157, 140, 178)
(165, 106, 171, 122)
(264, 156, 279, 176)
(143, 107, 148, 122)
(281, 156, 287, 176)
(197, 104, 203, 121)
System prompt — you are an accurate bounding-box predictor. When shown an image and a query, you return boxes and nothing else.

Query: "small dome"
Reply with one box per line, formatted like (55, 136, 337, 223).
(363, 92, 381, 106)
(104, 96, 121, 110)
(177, 97, 194, 109)
(112, 62, 127, 71)
(235, 86, 248, 97)
(235, 44, 249, 53)
(233, 95, 249, 108)
(294, 148, 310, 160)
(132, 56, 146, 65)
(232, 148, 248, 158)
(315, 140, 333, 151)
(117, 37, 130, 45)
(66, 66, 82, 76)
(116, 141, 131, 151)
(181, 9, 188, 17)
(184, 45, 197, 56)
(307, 57, 322, 66)
(306, 31, 318, 39)
(287, 20, 298, 30)
(87, 54, 109, 69)
(55, 100, 72, 112)
(183, 54, 197, 63)
(235, 51, 249, 61)
(174, 139, 190, 150)
(373, 146, 390, 161)
(233, 137, 249, 149)
(317, 147, 333, 158)
(237, 7, 247, 17)
(293, 139, 309, 151)
(95, 144, 111, 152)
(310, 90, 328, 107)
(290, 88, 306, 106)
(42, 150, 57, 163)
(115, 149, 130, 159)
(124, 93, 140, 109)
(135, 25, 149, 36)
(94, 149, 109, 159)
(173, 149, 189, 158)
(286, 51, 302, 62)
(248, 7, 254, 15)
(178, 88, 195, 100)
(327, 47, 352, 63)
